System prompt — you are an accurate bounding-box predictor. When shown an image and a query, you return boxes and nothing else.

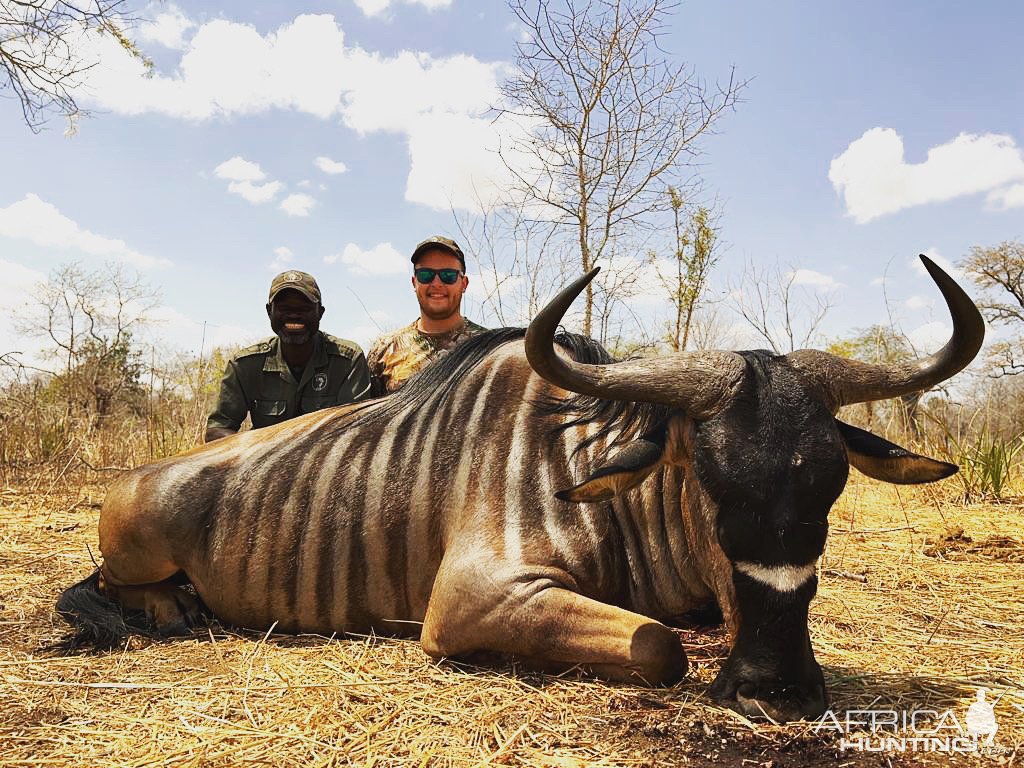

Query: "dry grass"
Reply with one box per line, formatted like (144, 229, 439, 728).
(0, 474, 1022, 767)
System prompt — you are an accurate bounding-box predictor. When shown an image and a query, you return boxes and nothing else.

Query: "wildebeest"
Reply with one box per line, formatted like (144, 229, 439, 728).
(59, 255, 983, 722)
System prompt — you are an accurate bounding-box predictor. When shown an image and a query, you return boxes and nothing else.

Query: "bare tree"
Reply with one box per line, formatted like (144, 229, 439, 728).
(453, 191, 572, 327)
(649, 189, 719, 351)
(985, 341, 1024, 378)
(16, 262, 158, 422)
(684, 302, 737, 351)
(827, 324, 925, 436)
(963, 240, 1024, 324)
(729, 260, 834, 353)
(1, 0, 146, 131)
(498, 0, 742, 336)
(592, 248, 653, 347)
(961, 240, 1024, 377)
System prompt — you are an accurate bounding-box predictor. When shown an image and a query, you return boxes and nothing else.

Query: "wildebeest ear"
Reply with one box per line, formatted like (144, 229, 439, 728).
(836, 419, 958, 484)
(556, 426, 667, 503)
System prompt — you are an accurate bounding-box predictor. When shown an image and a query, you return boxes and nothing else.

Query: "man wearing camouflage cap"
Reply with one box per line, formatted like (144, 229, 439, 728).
(367, 235, 487, 395)
(205, 270, 372, 442)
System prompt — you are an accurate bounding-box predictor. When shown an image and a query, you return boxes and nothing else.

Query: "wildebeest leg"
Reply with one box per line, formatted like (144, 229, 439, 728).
(421, 563, 687, 685)
(94, 477, 203, 636)
(98, 514, 196, 635)
(99, 568, 202, 636)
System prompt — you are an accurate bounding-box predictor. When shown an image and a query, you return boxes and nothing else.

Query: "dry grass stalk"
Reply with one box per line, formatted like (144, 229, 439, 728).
(0, 473, 1021, 766)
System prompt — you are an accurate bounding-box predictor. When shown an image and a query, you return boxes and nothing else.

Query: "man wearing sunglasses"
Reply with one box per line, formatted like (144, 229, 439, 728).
(367, 235, 487, 395)
(205, 270, 372, 442)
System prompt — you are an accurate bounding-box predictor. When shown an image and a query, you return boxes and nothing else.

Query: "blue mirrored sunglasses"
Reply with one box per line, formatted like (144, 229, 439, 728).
(415, 268, 462, 285)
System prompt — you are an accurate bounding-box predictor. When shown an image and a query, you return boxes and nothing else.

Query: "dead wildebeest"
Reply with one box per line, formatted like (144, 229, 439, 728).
(58, 255, 983, 721)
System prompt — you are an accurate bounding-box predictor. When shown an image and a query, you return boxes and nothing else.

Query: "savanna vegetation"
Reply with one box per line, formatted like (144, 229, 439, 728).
(4, 239, 1024, 504)
(0, 0, 1022, 765)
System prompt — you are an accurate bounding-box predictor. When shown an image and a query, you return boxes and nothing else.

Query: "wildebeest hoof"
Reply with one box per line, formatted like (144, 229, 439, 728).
(713, 679, 828, 722)
(156, 619, 192, 638)
(146, 586, 203, 637)
(177, 591, 203, 628)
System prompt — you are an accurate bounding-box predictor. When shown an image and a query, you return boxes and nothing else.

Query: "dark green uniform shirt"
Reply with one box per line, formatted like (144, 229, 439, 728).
(207, 332, 372, 431)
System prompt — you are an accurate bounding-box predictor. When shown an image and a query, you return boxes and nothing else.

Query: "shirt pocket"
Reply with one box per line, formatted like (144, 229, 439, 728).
(300, 395, 335, 414)
(253, 399, 288, 418)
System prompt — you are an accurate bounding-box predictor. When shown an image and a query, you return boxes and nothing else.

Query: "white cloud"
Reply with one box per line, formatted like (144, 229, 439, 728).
(790, 268, 842, 291)
(143, 306, 258, 352)
(0, 259, 47, 363)
(73, 13, 509, 213)
(354, 0, 391, 17)
(214, 156, 266, 182)
(908, 321, 951, 352)
(76, 14, 501, 128)
(405, 112, 531, 212)
(77, 15, 349, 120)
(905, 295, 931, 310)
(270, 246, 294, 272)
(227, 180, 283, 204)
(340, 49, 500, 135)
(0, 194, 170, 268)
(913, 248, 963, 281)
(214, 157, 283, 204)
(314, 156, 348, 175)
(405, 0, 454, 9)
(988, 183, 1024, 210)
(326, 242, 407, 275)
(829, 128, 1024, 223)
(340, 310, 392, 349)
(137, 4, 196, 50)
(279, 194, 316, 217)
(354, 0, 454, 18)
(0, 259, 46, 313)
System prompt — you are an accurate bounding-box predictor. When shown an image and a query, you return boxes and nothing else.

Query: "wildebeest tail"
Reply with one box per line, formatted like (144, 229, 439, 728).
(55, 570, 155, 651)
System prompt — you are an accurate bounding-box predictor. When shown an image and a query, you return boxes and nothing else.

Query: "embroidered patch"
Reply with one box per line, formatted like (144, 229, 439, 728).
(312, 372, 328, 392)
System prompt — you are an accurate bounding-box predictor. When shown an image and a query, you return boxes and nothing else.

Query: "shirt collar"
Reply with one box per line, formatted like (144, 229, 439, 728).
(263, 332, 326, 380)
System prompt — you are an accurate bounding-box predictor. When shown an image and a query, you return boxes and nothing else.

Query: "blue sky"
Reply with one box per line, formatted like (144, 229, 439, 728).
(1, 0, 1022, 366)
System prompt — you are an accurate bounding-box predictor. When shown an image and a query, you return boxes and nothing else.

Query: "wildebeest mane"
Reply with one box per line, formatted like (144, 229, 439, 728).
(532, 332, 673, 458)
(341, 327, 531, 431)
(339, 327, 670, 459)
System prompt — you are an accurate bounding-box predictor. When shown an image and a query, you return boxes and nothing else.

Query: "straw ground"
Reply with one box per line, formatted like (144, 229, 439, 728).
(1, 473, 1022, 767)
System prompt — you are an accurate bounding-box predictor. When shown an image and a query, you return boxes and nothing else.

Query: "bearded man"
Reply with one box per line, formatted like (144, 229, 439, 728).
(205, 270, 371, 442)
(367, 236, 487, 396)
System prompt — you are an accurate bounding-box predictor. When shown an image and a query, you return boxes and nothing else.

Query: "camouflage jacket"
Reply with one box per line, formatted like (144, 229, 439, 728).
(367, 318, 488, 396)
(207, 332, 371, 431)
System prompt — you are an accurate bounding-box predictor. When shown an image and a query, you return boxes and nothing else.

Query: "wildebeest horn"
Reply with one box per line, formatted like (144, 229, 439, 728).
(787, 254, 985, 406)
(525, 268, 745, 417)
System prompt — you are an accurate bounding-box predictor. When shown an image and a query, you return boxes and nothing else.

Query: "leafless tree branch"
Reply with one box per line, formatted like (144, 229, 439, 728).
(728, 259, 834, 353)
(498, 0, 745, 335)
(1, 0, 147, 132)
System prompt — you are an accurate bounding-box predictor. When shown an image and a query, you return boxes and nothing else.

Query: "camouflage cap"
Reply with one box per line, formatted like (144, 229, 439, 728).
(411, 235, 466, 270)
(268, 270, 321, 305)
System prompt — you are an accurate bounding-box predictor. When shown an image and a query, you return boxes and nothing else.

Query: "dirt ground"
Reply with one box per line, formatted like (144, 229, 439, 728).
(0, 473, 1021, 767)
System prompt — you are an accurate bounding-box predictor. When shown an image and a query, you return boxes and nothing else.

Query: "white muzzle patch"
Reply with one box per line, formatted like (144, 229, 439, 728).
(734, 561, 818, 592)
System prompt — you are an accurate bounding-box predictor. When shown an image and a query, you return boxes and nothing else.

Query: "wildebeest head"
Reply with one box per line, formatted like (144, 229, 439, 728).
(525, 255, 984, 721)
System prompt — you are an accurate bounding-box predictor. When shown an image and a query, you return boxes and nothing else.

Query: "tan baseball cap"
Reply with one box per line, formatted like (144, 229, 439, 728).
(411, 235, 466, 270)
(268, 270, 321, 304)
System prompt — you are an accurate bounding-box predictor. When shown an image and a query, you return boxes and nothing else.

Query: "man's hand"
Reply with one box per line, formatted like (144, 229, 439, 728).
(204, 426, 238, 443)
